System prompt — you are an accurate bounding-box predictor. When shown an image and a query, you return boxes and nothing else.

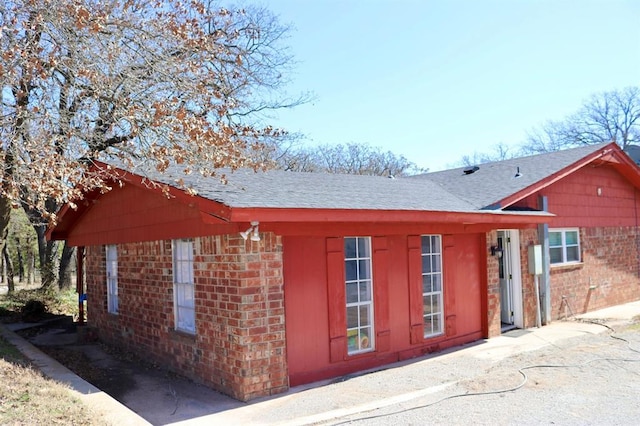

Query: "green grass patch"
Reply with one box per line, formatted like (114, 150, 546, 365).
(0, 335, 29, 365)
(0, 287, 78, 322)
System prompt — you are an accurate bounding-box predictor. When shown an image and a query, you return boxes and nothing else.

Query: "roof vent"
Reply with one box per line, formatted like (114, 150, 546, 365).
(514, 166, 523, 178)
(463, 166, 480, 175)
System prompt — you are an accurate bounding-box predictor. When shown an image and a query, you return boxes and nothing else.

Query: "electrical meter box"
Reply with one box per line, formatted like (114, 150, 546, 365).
(528, 244, 542, 275)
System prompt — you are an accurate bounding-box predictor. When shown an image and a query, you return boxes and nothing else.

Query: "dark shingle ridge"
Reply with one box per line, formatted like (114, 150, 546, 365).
(411, 143, 612, 209)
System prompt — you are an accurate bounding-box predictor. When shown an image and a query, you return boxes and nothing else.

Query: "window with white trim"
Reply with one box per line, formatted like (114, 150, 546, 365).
(106, 245, 118, 314)
(173, 239, 195, 334)
(421, 235, 443, 337)
(345, 236, 374, 354)
(549, 228, 580, 265)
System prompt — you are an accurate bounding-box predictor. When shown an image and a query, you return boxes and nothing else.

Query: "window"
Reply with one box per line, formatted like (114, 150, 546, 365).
(549, 229, 580, 265)
(345, 237, 374, 354)
(106, 245, 118, 314)
(421, 235, 443, 337)
(173, 239, 195, 334)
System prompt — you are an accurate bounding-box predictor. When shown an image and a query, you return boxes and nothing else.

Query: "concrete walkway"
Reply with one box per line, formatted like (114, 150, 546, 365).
(2, 300, 640, 426)
(0, 322, 151, 426)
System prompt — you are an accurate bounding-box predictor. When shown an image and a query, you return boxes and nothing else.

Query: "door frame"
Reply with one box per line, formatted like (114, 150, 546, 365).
(498, 230, 524, 330)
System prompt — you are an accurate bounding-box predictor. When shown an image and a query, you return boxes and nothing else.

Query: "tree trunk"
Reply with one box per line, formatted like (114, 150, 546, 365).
(3, 242, 14, 292)
(33, 223, 57, 288)
(15, 236, 24, 282)
(0, 256, 4, 287)
(0, 197, 11, 292)
(27, 251, 34, 285)
(58, 242, 74, 290)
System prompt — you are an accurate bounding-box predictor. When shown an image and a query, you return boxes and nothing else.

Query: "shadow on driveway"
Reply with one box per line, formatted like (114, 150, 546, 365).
(8, 317, 244, 426)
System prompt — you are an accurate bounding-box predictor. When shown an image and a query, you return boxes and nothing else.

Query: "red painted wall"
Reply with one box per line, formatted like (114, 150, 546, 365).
(283, 237, 330, 380)
(516, 165, 640, 227)
(65, 183, 234, 246)
(283, 232, 485, 386)
(443, 234, 483, 338)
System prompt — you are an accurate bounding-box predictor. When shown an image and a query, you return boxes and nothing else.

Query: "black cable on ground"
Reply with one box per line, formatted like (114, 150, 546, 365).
(332, 321, 640, 425)
(578, 318, 640, 354)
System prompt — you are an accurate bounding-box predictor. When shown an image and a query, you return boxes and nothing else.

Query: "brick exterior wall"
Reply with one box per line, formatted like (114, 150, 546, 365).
(518, 228, 541, 329)
(85, 232, 286, 401)
(487, 226, 640, 335)
(550, 226, 640, 320)
(490, 226, 640, 332)
(485, 230, 501, 337)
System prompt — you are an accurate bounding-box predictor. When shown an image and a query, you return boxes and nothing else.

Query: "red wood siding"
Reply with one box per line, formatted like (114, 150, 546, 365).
(372, 237, 391, 353)
(515, 165, 640, 227)
(283, 237, 331, 378)
(407, 236, 424, 344)
(283, 232, 485, 386)
(445, 234, 483, 338)
(65, 183, 234, 246)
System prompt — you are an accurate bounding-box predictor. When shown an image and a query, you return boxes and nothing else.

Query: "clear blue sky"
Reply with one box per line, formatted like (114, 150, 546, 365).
(259, 0, 640, 171)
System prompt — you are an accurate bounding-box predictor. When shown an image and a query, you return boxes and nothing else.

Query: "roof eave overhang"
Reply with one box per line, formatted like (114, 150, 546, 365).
(228, 207, 552, 225)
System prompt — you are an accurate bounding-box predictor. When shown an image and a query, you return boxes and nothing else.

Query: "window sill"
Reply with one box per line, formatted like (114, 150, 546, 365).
(550, 261, 584, 270)
(424, 332, 445, 340)
(170, 329, 196, 342)
(345, 347, 378, 361)
(347, 347, 375, 357)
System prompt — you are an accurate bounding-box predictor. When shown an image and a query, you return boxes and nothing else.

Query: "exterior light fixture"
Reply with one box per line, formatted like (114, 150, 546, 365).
(240, 221, 261, 242)
(490, 245, 503, 258)
(251, 222, 260, 242)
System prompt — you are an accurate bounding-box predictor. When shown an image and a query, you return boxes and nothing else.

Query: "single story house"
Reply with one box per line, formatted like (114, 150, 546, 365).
(49, 141, 640, 401)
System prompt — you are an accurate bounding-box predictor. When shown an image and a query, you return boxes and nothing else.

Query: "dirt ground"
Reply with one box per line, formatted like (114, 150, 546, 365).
(15, 318, 138, 399)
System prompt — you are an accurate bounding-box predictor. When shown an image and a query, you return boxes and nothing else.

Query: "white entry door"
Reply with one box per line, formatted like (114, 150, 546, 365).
(497, 230, 524, 330)
(498, 231, 514, 325)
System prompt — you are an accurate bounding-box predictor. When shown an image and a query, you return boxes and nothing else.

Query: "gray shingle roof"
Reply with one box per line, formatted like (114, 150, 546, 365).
(134, 165, 481, 212)
(411, 143, 611, 209)
(625, 144, 640, 166)
(120, 143, 613, 215)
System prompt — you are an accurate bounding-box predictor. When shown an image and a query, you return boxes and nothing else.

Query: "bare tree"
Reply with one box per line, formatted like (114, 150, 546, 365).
(266, 141, 424, 176)
(523, 87, 640, 154)
(458, 142, 515, 167)
(455, 87, 640, 165)
(0, 0, 305, 287)
(317, 143, 421, 176)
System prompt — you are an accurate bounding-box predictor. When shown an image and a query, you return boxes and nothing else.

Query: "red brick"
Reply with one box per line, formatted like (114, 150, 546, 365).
(84, 232, 287, 402)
